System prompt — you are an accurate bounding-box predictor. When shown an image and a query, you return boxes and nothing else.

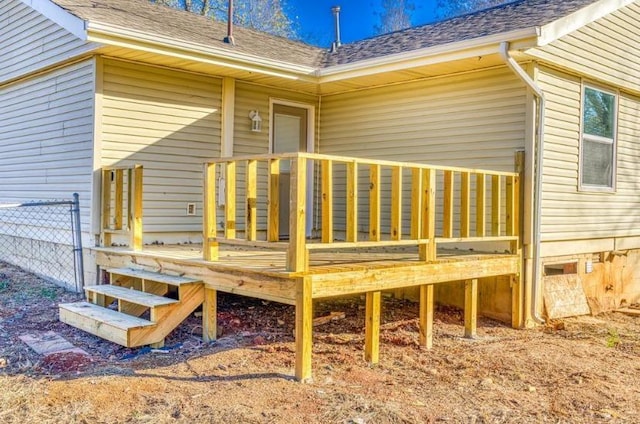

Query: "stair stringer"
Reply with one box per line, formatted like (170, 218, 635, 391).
(127, 282, 204, 347)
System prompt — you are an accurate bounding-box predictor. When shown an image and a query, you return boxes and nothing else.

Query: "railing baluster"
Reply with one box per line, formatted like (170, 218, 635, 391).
(391, 166, 402, 241)
(476, 173, 486, 237)
(321, 159, 333, 243)
(346, 161, 358, 242)
(246, 159, 257, 241)
(225, 161, 236, 239)
(460, 171, 470, 238)
(267, 159, 280, 242)
(411, 168, 423, 239)
(443, 170, 454, 238)
(203, 163, 218, 260)
(114, 169, 124, 230)
(491, 175, 501, 236)
(101, 169, 112, 247)
(369, 164, 381, 242)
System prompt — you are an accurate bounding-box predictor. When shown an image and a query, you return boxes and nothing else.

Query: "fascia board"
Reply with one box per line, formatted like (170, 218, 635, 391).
(19, 0, 87, 40)
(538, 0, 636, 46)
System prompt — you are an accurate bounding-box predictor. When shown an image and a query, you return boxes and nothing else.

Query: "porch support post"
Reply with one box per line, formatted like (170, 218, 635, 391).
(295, 276, 313, 382)
(288, 156, 307, 272)
(203, 288, 217, 342)
(130, 165, 143, 251)
(464, 278, 478, 338)
(419, 284, 434, 349)
(364, 290, 381, 364)
(221, 77, 235, 158)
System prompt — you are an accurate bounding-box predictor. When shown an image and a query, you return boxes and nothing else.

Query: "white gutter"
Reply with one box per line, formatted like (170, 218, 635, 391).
(499, 41, 545, 325)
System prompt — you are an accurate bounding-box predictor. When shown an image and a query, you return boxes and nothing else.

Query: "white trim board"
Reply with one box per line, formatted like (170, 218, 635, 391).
(19, 0, 87, 40)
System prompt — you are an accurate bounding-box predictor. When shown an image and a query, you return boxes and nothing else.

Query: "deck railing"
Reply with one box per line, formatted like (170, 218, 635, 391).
(101, 165, 143, 251)
(203, 153, 521, 272)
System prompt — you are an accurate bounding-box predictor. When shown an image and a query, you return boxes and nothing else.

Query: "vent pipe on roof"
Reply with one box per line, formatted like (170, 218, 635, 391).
(224, 0, 235, 45)
(331, 6, 342, 52)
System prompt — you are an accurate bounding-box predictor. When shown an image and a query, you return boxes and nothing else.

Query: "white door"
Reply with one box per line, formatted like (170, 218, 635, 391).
(271, 103, 312, 239)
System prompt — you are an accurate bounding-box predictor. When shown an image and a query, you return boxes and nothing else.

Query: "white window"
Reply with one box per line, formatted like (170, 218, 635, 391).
(580, 85, 617, 191)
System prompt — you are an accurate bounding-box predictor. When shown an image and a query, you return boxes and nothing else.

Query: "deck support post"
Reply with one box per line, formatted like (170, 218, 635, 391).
(364, 291, 381, 364)
(511, 274, 524, 329)
(295, 277, 313, 382)
(464, 278, 478, 338)
(130, 165, 143, 251)
(419, 284, 434, 349)
(203, 288, 217, 342)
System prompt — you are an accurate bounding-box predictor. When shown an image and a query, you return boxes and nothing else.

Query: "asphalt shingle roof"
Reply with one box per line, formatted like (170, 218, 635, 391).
(51, 0, 602, 69)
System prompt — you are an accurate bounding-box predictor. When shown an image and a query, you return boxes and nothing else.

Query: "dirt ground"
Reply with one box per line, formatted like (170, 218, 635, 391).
(1, 261, 639, 423)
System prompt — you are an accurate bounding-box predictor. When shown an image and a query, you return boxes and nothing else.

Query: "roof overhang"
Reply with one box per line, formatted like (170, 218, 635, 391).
(317, 28, 539, 84)
(86, 22, 318, 83)
(19, 0, 87, 40)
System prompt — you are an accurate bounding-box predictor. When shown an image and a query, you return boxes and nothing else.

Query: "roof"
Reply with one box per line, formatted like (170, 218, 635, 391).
(50, 0, 326, 68)
(323, 0, 600, 66)
(49, 0, 608, 70)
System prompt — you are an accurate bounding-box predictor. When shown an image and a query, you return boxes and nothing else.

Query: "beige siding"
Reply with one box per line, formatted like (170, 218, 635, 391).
(319, 67, 527, 236)
(319, 67, 526, 170)
(0, 0, 97, 83)
(528, 2, 640, 93)
(0, 59, 95, 230)
(101, 60, 222, 234)
(538, 65, 640, 241)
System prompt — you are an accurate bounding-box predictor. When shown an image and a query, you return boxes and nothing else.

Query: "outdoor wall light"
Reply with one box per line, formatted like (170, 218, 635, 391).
(249, 110, 262, 132)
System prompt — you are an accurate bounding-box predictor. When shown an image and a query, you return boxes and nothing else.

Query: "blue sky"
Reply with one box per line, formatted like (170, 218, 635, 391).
(289, 1, 439, 47)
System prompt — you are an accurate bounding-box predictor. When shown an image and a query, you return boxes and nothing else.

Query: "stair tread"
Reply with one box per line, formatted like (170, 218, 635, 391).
(106, 267, 201, 286)
(59, 302, 154, 330)
(86, 285, 178, 307)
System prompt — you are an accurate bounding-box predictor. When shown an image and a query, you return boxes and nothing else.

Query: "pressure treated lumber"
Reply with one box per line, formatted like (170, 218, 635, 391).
(295, 277, 313, 382)
(419, 284, 434, 349)
(464, 278, 478, 338)
(364, 291, 381, 363)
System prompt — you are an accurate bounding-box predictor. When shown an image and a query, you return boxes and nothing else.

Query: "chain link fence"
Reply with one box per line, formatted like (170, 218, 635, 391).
(0, 193, 84, 292)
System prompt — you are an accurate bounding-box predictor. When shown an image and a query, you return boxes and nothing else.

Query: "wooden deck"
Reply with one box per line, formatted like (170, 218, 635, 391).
(89, 151, 524, 381)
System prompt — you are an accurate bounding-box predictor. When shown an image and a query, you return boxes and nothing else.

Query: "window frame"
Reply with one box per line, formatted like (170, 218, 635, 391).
(578, 83, 618, 193)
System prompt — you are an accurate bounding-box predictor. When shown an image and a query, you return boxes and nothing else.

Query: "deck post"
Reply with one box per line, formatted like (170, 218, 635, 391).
(203, 163, 219, 261)
(419, 284, 434, 349)
(390, 166, 402, 240)
(203, 288, 217, 342)
(420, 169, 437, 261)
(295, 277, 313, 382)
(267, 159, 280, 242)
(287, 156, 307, 272)
(364, 290, 381, 364)
(321, 159, 333, 243)
(443, 170, 454, 238)
(225, 161, 236, 239)
(130, 165, 143, 251)
(246, 159, 258, 241)
(346, 161, 358, 242)
(511, 274, 524, 329)
(369, 164, 381, 241)
(464, 278, 478, 338)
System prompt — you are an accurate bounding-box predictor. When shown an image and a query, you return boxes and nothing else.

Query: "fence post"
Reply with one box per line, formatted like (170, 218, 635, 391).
(71, 193, 85, 291)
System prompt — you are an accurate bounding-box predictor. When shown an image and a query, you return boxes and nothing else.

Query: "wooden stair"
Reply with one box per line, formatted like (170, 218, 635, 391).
(60, 267, 204, 348)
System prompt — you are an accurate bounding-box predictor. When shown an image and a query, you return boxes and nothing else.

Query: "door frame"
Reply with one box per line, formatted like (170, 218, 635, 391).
(268, 98, 315, 237)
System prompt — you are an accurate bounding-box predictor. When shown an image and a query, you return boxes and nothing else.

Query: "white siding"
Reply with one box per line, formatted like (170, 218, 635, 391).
(528, 1, 640, 92)
(0, 59, 95, 225)
(0, 0, 96, 83)
(538, 66, 640, 241)
(101, 59, 222, 234)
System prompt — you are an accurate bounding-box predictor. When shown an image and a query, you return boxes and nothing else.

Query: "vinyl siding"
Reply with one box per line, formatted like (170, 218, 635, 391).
(0, 59, 95, 231)
(0, 0, 97, 84)
(528, 1, 640, 93)
(101, 59, 222, 234)
(538, 65, 640, 241)
(319, 67, 527, 237)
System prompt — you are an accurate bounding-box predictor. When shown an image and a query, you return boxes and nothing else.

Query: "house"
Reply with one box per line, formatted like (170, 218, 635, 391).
(1, 0, 639, 380)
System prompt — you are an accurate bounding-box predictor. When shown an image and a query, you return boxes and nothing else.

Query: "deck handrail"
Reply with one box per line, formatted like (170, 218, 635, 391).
(101, 164, 143, 251)
(203, 152, 521, 272)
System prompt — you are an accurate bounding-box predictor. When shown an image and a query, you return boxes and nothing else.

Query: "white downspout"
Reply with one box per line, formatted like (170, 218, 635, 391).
(499, 41, 546, 325)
